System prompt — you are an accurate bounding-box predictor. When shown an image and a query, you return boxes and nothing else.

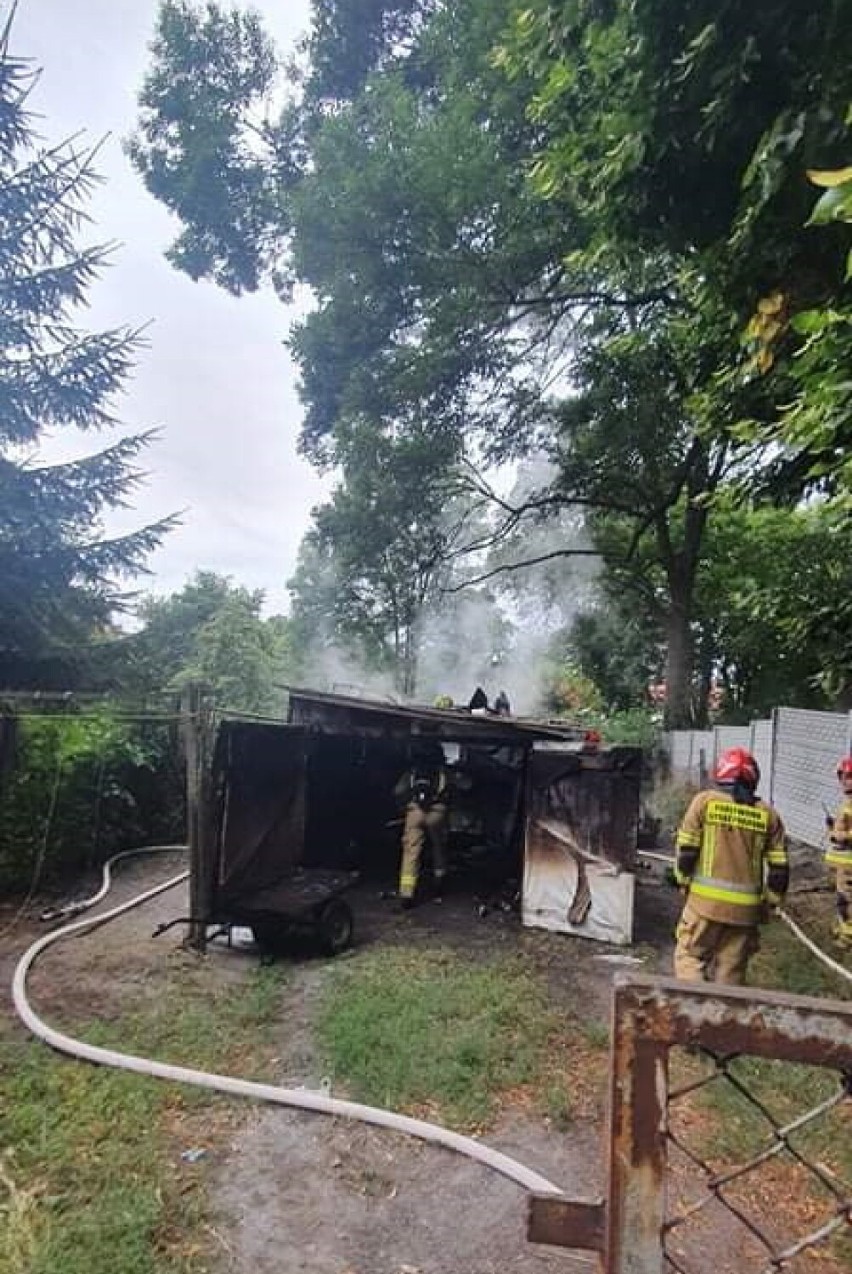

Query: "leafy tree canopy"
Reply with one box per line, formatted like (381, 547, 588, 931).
(696, 498, 852, 713)
(498, 0, 852, 494)
(130, 0, 852, 721)
(500, 0, 849, 296)
(130, 572, 295, 713)
(128, 0, 290, 294)
(288, 424, 482, 695)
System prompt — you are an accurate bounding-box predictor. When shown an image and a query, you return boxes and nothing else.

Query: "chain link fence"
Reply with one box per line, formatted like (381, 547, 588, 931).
(528, 976, 852, 1273)
(665, 1046, 851, 1272)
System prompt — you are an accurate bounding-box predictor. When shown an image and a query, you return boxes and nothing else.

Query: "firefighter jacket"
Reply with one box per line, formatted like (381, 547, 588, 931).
(826, 797, 852, 869)
(394, 766, 449, 810)
(675, 789, 788, 926)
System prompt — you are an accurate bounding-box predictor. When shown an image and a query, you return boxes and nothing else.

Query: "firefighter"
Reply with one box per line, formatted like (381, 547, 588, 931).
(395, 742, 450, 909)
(825, 757, 852, 948)
(673, 746, 788, 985)
(494, 690, 511, 716)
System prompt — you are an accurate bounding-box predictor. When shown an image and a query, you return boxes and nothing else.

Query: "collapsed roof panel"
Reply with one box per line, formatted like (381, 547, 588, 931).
(286, 686, 587, 745)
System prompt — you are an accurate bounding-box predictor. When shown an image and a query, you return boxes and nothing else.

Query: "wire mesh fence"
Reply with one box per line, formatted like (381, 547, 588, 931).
(527, 976, 852, 1274)
(665, 1047, 852, 1272)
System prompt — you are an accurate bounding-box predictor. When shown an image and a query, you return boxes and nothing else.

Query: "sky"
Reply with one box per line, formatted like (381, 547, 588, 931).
(14, 0, 323, 615)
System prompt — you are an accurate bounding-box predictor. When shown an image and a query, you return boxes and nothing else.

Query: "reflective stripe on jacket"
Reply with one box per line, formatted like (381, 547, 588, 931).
(675, 790, 787, 926)
(826, 796, 852, 868)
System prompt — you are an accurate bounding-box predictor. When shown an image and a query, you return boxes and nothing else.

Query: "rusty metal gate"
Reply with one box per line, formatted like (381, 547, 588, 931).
(529, 976, 852, 1272)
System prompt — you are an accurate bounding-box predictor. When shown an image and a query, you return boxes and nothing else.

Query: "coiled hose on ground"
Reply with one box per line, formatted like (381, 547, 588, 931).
(11, 846, 565, 1199)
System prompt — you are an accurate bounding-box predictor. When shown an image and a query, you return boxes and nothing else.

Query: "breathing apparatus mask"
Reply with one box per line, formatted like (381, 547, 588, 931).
(409, 741, 444, 809)
(411, 774, 435, 808)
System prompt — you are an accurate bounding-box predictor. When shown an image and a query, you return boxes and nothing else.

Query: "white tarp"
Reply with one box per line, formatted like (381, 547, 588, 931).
(522, 819, 634, 945)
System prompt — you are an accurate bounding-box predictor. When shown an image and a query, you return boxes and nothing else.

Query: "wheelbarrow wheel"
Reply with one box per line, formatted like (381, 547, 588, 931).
(316, 897, 354, 956)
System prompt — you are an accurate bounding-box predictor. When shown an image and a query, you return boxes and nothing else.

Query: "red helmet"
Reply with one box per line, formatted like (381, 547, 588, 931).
(837, 757, 852, 779)
(714, 746, 760, 788)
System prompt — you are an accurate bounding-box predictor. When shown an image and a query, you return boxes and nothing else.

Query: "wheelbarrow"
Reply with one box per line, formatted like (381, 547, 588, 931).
(223, 867, 358, 957)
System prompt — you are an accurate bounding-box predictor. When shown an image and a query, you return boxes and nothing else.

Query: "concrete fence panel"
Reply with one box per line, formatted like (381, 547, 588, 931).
(770, 707, 851, 847)
(749, 719, 774, 801)
(713, 725, 751, 764)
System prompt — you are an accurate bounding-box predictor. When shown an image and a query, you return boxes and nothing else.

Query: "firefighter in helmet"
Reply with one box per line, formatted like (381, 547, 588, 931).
(395, 741, 450, 909)
(673, 746, 788, 985)
(825, 757, 852, 948)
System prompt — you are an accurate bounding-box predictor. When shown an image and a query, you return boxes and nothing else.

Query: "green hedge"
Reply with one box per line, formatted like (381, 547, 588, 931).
(0, 711, 185, 894)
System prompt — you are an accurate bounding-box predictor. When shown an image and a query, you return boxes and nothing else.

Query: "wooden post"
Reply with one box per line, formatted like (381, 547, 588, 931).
(183, 681, 213, 952)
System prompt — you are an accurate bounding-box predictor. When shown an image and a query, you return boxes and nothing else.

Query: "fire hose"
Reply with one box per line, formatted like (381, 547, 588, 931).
(11, 846, 565, 1200)
(16, 847, 848, 1241)
(776, 908, 852, 987)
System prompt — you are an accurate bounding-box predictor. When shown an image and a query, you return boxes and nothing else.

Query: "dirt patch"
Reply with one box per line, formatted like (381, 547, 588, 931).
(666, 1102, 850, 1274)
(0, 852, 190, 1022)
(214, 1104, 601, 1274)
(3, 861, 657, 1273)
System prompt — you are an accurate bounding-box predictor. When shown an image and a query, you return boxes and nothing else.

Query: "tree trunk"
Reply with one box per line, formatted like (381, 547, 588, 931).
(664, 602, 694, 730)
(658, 481, 709, 730)
(399, 619, 417, 699)
(401, 646, 417, 698)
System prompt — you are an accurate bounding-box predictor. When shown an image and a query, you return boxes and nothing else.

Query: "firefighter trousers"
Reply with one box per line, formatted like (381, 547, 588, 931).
(399, 802, 448, 900)
(674, 901, 760, 986)
(833, 866, 852, 946)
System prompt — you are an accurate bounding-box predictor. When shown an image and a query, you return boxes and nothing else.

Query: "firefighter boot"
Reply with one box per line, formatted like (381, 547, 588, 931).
(833, 919, 852, 949)
(834, 893, 852, 948)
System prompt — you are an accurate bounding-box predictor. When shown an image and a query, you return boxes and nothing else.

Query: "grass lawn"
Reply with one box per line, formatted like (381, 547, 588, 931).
(0, 959, 285, 1274)
(316, 945, 608, 1131)
(6, 887, 847, 1274)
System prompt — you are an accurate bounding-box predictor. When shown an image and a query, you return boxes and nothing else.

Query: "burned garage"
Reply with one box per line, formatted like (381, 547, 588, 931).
(203, 689, 643, 952)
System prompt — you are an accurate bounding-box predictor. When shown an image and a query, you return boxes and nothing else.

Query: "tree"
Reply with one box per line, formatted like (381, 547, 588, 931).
(448, 301, 773, 726)
(752, 166, 852, 504)
(288, 424, 474, 696)
(131, 572, 295, 713)
(130, 1, 449, 302)
(500, 0, 849, 286)
(497, 0, 852, 485)
(0, 25, 172, 687)
(130, 0, 573, 454)
(130, 0, 694, 718)
(303, 0, 435, 104)
(568, 606, 661, 714)
(694, 500, 852, 714)
(0, 708, 185, 891)
(541, 659, 603, 719)
(130, 0, 851, 723)
(127, 0, 286, 295)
